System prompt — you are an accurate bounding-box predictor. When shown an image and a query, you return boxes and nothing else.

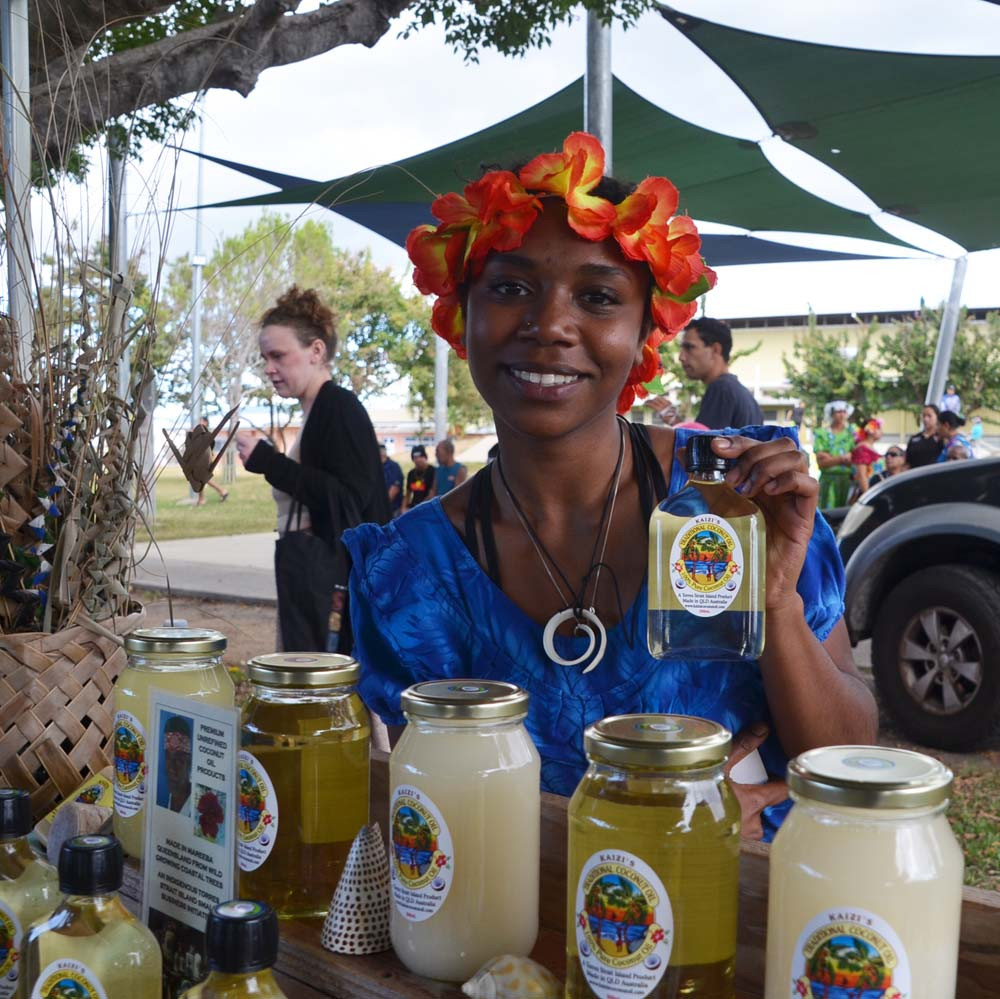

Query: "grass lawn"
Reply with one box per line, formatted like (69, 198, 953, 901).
(949, 764, 1000, 891)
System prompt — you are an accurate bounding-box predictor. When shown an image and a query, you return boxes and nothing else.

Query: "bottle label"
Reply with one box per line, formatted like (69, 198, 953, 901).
(789, 908, 911, 998)
(112, 710, 146, 817)
(31, 959, 109, 999)
(668, 513, 744, 617)
(237, 750, 279, 872)
(0, 901, 22, 999)
(389, 785, 454, 923)
(574, 850, 673, 999)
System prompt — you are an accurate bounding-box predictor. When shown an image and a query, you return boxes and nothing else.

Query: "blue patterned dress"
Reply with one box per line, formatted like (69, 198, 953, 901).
(344, 426, 845, 839)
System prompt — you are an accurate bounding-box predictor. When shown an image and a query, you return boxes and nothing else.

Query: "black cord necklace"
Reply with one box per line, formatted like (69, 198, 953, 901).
(495, 417, 627, 674)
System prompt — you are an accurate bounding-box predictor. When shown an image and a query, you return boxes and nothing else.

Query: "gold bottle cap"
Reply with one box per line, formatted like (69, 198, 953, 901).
(400, 679, 529, 720)
(584, 714, 731, 769)
(246, 653, 359, 688)
(124, 627, 227, 655)
(787, 746, 953, 810)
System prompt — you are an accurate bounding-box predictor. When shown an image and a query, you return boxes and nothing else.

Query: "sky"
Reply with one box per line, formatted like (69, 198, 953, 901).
(28, 0, 1000, 324)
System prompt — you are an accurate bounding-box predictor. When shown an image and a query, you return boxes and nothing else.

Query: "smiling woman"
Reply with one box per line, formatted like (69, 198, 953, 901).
(344, 133, 877, 842)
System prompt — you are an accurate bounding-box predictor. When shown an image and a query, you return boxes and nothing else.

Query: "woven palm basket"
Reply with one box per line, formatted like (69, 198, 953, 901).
(0, 605, 144, 821)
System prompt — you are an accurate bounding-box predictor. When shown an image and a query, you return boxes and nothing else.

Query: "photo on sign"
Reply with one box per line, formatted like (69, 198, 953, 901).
(193, 785, 227, 846)
(155, 712, 194, 816)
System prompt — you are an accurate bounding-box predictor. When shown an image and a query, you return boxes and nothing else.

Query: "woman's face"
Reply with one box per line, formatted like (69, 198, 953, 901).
(831, 408, 848, 430)
(463, 203, 649, 439)
(259, 323, 325, 400)
(921, 406, 938, 433)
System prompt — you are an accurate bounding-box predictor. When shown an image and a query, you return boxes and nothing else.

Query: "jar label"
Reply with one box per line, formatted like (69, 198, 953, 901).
(31, 959, 109, 999)
(668, 513, 744, 617)
(789, 907, 911, 998)
(389, 785, 453, 923)
(112, 710, 146, 818)
(0, 901, 22, 999)
(574, 850, 673, 999)
(237, 750, 279, 872)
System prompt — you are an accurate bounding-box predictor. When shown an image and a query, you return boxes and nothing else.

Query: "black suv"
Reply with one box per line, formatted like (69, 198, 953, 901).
(836, 455, 1000, 750)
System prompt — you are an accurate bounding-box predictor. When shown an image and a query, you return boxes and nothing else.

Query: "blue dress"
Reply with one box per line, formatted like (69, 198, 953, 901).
(345, 426, 845, 839)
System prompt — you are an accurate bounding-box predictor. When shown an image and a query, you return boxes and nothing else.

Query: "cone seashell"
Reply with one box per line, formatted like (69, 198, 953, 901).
(321, 822, 391, 955)
(461, 955, 562, 999)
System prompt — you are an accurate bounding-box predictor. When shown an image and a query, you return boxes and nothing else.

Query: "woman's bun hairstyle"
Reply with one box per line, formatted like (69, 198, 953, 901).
(260, 285, 338, 360)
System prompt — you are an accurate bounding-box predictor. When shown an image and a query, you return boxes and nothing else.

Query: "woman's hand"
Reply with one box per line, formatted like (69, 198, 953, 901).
(234, 431, 257, 465)
(714, 435, 818, 612)
(724, 723, 788, 840)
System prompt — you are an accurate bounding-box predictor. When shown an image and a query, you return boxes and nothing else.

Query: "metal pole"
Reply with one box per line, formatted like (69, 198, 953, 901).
(925, 255, 968, 408)
(433, 334, 448, 442)
(585, 10, 613, 171)
(190, 111, 206, 431)
(1, 0, 33, 379)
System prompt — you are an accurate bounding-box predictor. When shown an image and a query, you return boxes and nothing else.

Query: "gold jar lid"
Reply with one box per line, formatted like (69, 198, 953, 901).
(584, 714, 731, 769)
(400, 679, 529, 720)
(247, 653, 359, 688)
(124, 627, 227, 655)
(787, 746, 953, 810)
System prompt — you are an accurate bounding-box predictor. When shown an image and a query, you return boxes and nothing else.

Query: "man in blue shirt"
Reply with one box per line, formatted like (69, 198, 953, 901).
(380, 443, 403, 517)
(434, 439, 467, 496)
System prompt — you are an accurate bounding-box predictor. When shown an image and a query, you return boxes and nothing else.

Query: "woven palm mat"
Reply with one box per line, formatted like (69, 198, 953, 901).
(0, 606, 143, 820)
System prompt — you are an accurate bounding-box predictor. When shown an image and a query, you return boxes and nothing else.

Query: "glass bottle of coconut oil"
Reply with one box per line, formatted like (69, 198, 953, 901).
(0, 789, 59, 999)
(648, 434, 765, 661)
(22, 835, 161, 999)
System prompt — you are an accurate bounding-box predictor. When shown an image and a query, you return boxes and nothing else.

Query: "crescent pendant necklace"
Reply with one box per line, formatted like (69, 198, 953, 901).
(496, 417, 627, 674)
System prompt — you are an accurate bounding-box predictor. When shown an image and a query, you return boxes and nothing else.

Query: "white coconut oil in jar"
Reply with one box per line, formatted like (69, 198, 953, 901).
(388, 679, 540, 982)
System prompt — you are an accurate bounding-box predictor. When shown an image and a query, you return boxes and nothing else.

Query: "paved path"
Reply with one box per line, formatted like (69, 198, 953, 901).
(132, 532, 276, 604)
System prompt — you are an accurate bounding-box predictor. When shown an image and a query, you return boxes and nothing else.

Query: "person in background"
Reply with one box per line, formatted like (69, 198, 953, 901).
(969, 415, 984, 455)
(905, 404, 944, 468)
(939, 383, 962, 414)
(850, 418, 884, 497)
(677, 317, 764, 429)
(813, 401, 855, 509)
(937, 411, 974, 461)
(403, 445, 435, 510)
(947, 443, 971, 461)
(195, 416, 230, 505)
(381, 443, 403, 517)
(434, 439, 468, 496)
(868, 445, 905, 486)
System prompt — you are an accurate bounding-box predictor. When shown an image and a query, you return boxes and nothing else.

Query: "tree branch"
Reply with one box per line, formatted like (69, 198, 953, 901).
(30, 0, 413, 166)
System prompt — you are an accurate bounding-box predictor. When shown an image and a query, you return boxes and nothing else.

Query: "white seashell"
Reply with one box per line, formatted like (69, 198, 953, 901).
(461, 955, 562, 999)
(321, 822, 391, 955)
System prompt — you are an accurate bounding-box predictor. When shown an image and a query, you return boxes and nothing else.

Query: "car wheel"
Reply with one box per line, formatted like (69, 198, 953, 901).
(871, 564, 1000, 751)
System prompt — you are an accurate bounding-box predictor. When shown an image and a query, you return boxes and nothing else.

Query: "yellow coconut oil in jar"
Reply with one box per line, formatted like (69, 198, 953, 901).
(238, 653, 370, 919)
(566, 715, 740, 999)
(765, 746, 964, 999)
(113, 628, 234, 859)
(389, 680, 540, 982)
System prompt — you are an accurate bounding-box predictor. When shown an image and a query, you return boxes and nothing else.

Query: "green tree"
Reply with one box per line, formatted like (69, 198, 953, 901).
(782, 314, 892, 428)
(406, 332, 494, 435)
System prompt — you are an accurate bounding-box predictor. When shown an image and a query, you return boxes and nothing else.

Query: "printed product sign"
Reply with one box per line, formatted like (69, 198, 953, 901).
(668, 513, 744, 617)
(31, 958, 109, 999)
(575, 850, 673, 999)
(789, 908, 911, 999)
(0, 902, 21, 999)
(389, 785, 453, 923)
(112, 710, 146, 818)
(237, 750, 279, 872)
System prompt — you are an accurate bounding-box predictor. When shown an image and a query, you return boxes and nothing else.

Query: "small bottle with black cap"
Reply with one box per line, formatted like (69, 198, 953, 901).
(648, 432, 766, 661)
(22, 834, 161, 999)
(0, 788, 59, 999)
(179, 900, 287, 999)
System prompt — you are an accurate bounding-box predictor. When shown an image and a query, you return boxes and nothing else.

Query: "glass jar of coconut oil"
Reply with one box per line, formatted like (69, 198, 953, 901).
(765, 746, 963, 999)
(389, 680, 540, 982)
(567, 714, 740, 999)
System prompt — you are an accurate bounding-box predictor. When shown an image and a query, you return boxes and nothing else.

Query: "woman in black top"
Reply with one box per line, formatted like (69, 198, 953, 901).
(905, 403, 944, 468)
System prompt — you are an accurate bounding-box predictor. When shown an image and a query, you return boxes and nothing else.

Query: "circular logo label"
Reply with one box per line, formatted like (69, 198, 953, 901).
(217, 900, 262, 918)
(390, 786, 454, 923)
(668, 514, 744, 618)
(574, 850, 673, 999)
(237, 751, 279, 872)
(285, 656, 318, 663)
(790, 908, 910, 999)
(112, 711, 146, 817)
(31, 959, 109, 999)
(842, 756, 896, 771)
(0, 902, 22, 999)
(447, 684, 487, 693)
(634, 721, 682, 733)
(77, 836, 110, 847)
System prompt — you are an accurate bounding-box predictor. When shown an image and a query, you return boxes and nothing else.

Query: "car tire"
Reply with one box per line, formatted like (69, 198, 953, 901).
(871, 564, 1000, 751)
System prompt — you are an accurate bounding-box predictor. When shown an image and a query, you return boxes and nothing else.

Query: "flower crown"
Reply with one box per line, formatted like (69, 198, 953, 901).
(406, 132, 717, 413)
